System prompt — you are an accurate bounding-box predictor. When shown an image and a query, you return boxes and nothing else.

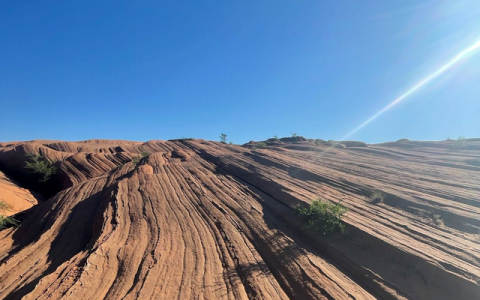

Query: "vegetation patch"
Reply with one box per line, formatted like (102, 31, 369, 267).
(294, 199, 348, 234)
(370, 190, 385, 204)
(255, 142, 267, 149)
(0, 201, 18, 230)
(0, 201, 10, 211)
(131, 156, 141, 166)
(24, 154, 57, 183)
(0, 215, 19, 230)
(132, 152, 150, 166)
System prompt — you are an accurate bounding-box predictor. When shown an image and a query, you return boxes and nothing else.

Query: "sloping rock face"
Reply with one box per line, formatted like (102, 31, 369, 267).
(0, 171, 40, 216)
(0, 139, 479, 299)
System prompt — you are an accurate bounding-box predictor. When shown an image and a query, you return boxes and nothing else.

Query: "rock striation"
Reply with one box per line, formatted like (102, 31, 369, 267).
(0, 138, 479, 299)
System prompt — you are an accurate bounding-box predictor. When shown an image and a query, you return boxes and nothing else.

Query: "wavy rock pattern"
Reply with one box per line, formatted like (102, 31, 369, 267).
(0, 139, 479, 299)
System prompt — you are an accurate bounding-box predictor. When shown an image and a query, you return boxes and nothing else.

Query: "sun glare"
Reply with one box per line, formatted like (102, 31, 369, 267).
(339, 38, 480, 141)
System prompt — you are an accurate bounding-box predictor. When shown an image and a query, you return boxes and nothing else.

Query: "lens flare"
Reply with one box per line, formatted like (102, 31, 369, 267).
(339, 39, 480, 141)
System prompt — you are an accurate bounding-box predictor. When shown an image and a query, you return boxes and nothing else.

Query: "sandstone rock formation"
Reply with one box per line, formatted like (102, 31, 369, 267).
(0, 138, 479, 299)
(0, 171, 39, 216)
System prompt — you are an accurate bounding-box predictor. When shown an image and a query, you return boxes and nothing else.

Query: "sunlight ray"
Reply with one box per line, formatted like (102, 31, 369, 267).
(340, 39, 480, 141)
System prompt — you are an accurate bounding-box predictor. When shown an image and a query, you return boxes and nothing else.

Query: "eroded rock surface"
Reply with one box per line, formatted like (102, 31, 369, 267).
(0, 171, 39, 216)
(0, 138, 479, 299)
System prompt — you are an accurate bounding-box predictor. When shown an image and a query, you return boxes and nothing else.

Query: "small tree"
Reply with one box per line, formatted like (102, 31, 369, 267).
(291, 132, 298, 137)
(294, 199, 347, 234)
(273, 135, 279, 140)
(220, 133, 228, 144)
(24, 154, 56, 183)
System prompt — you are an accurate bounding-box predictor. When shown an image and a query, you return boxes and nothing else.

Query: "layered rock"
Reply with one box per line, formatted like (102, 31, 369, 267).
(0, 138, 479, 299)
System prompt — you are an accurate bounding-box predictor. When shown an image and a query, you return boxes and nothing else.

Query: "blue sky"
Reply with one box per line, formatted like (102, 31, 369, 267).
(1, 1, 479, 144)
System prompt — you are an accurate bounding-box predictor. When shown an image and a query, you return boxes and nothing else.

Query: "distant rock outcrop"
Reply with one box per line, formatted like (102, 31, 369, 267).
(279, 136, 307, 143)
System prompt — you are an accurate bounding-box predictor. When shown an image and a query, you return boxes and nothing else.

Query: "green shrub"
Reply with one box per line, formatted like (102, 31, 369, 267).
(273, 135, 279, 140)
(24, 154, 56, 183)
(370, 190, 385, 204)
(291, 132, 297, 137)
(294, 199, 348, 234)
(0, 215, 19, 230)
(131, 152, 149, 166)
(0, 201, 18, 230)
(0, 201, 10, 212)
(131, 156, 141, 166)
(256, 142, 267, 149)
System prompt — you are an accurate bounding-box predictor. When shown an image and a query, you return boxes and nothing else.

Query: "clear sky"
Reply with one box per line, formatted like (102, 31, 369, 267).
(1, 1, 479, 144)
